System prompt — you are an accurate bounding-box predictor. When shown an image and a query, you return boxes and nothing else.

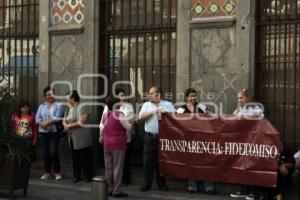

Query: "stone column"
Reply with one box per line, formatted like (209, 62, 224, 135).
(39, 0, 100, 174)
(39, 0, 99, 100)
(186, 0, 256, 113)
(176, 0, 191, 101)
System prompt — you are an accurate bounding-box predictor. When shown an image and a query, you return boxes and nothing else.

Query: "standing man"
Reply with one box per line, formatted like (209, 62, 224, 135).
(139, 86, 175, 192)
(0, 80, 15, 135)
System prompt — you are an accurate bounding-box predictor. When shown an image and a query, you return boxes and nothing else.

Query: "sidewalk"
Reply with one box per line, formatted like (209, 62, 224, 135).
(0, 178, 232, 200)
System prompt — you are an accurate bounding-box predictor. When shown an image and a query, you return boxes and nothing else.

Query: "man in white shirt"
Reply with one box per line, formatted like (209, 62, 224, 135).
(139, 86, 175, 192)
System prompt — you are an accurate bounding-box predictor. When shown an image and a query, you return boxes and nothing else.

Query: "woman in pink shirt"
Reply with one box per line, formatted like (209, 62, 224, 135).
(101, 97, 133, 198)
(12, 102, 38, 161)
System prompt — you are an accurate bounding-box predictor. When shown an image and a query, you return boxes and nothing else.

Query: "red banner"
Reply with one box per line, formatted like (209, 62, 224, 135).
(159, 113, 282, 187)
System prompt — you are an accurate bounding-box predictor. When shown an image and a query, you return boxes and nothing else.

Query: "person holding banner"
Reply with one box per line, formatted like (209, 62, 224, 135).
(273, 149, 295, 200)
(139, 86, 176, 192)
(177, 88, 215, 194)
(230, 89, 264, 200)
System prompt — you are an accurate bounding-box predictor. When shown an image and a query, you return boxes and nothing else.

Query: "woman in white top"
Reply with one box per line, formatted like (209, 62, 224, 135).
(233, 89, 264, 118)
(230, 89, 264, 200)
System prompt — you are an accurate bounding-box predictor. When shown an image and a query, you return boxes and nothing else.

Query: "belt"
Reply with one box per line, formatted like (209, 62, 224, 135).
(145, 132, 158, 137)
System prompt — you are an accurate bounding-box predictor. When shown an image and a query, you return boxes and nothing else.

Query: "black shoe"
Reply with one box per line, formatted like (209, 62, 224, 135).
(84, 179, 92, 183)
(158, 186, 169, 191)
(188, 190, 195, 194)
(113, 192, 128, 198)
(206, 190, 216, 195)
(73, 178, 83, 183)
(108, 191, 113, 196)
(122, 179, 130, 186)
(140, 185, 151, 192)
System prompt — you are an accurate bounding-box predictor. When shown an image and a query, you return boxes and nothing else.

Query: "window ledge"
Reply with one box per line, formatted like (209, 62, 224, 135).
(191, 16, 236, 28)
(48, 25, 84, 35)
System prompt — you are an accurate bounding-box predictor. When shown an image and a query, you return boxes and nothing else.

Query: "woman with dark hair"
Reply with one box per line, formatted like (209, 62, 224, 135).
(12, 102, 38, 161)
(101, 96, 133, 197)
(63, 90, 93, 183)
(36, 86, 63, 180)
(177, 88, 216, 194)
(99, 88, 135, 185)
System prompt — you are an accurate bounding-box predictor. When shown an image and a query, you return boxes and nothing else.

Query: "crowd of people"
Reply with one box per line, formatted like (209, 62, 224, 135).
(0, 78, 298, 200)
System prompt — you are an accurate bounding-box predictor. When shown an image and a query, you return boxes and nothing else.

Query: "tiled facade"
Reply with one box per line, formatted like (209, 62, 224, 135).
(191, 0, 237, 18)
(50, 0, 85, 25)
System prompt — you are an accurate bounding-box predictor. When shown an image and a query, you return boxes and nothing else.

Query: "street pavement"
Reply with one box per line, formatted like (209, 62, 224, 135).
(0, 178, 232, 200)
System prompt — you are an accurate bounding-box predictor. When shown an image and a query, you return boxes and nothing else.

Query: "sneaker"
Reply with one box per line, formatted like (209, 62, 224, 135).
(140, 185, 151, 192)
(246, 194, 255, 200)
(230, 192, 247, 198)
(41, 173, 51, 180)
(113, 192, 128, 198)
(54, 173, 62, 181)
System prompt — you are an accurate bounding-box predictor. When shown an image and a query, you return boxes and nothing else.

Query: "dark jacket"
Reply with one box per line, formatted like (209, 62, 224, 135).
(0, 92, 16, 135)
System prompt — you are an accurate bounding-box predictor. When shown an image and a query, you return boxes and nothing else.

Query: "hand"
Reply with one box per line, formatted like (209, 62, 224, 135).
(99, 136, 103, 144)
(158, 107, 165, 113)
(40, 121, 48, 129)
(63, 124, 70, 132)
(295, 162, 300, 172)
(279, 164, 289, 175)
(130, 114, 137, 124)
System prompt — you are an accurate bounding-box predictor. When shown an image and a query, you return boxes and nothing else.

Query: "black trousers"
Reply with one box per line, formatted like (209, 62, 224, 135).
(71, 140, 93, 180)
(143, 133, 166, 188)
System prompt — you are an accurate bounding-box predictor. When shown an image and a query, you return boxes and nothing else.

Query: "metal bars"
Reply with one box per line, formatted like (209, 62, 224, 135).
(256, 0, 300, 150)
(99, 0, 177, 104)
(0, 0, 39, 108)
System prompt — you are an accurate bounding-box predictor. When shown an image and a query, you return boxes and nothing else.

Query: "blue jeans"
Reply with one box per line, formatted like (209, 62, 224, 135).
(188, 180, 215, 192)
(40, 132, 61, 173)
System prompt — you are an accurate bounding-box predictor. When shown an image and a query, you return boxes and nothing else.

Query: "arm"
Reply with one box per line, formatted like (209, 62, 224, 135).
(279, 163, 294, 175)
(139, 110, 157, 121)
(120, 113, 133, 131)
(31, 115, 38, 145)
(99, 106, 108, 137)
(43, 104, 64, 127)
(11, 114, 17, 135)
(139, 102, 162, 121)
(35, 105, 46, 128)
(69, 114, 88, 129)
(99, 112, 108, 144)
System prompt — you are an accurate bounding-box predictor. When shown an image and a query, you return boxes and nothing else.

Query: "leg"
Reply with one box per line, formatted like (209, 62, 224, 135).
(123, 142, 131, 185)
(143, 134, 155, 188)
(104, 150, 114, 193)
(23, 188, 27, 197)
(187, 180, 197, 192)
(82, 146, 93, 181)
(10, 189, 14, 199)
(49, 132, 61, 173)
(112, 150, 126, 194)
(203, 181, 215, 192)
(71, 139, 81, 180)
(40, 133, 51, 173)
(154, 137, 167, 189)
